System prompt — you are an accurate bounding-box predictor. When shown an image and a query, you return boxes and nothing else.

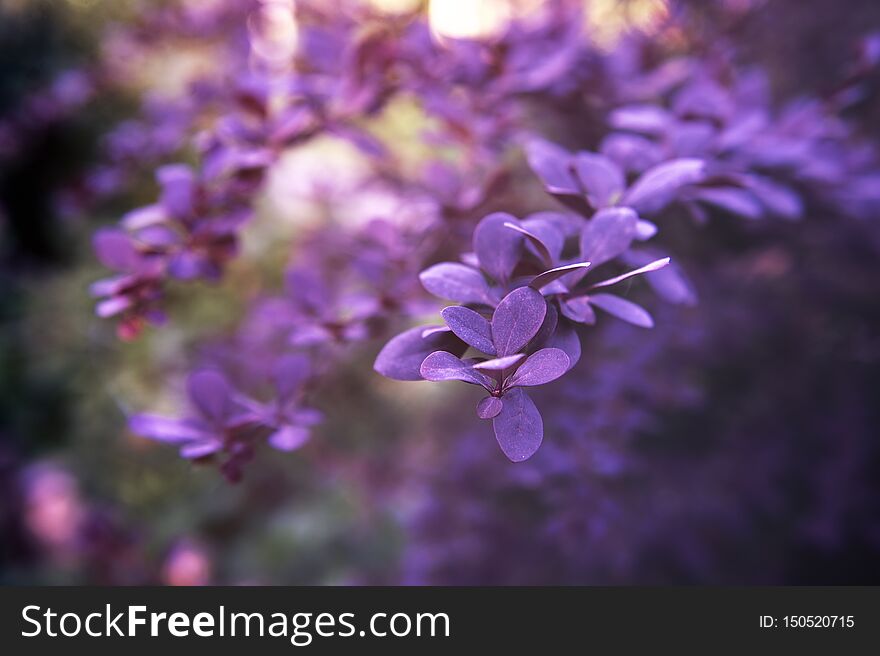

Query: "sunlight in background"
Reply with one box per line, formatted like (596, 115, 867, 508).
(585, 0, 670, 46)
(367, 0, 424, 14)
(428, 0, 515, 41)
(426, 0, 668, 44)
(248, 0, 300, 67)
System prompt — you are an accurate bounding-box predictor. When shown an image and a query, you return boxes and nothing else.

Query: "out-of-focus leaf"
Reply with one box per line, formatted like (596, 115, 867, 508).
(589, 293, 654, 327)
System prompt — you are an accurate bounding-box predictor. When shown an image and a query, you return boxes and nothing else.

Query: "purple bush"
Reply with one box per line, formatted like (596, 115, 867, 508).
(2, 0, 873, 584)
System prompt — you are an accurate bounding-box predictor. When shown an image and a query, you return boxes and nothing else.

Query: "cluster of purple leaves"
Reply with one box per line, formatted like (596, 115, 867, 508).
(599, 36, 880, 221)
(82, 0, 880, 474)
(130, 355, 319, 483)
(126, 215, 434, 480)
(401, 212, 880, 583)
(86, 1, 602, 338)
(374, 144, 709, 460)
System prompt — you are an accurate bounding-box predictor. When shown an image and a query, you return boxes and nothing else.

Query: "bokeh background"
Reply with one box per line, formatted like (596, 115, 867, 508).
(2, 0, 880, 585)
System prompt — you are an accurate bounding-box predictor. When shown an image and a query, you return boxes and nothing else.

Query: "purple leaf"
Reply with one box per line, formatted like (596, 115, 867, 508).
(589, 257, 670, 289)
(180, 440, 223, 459)
(560, 296, 596, 324)
(420, 351, 495, 389)
(503, 221, 554, 267)
(635, 219, 658, 240)
(187, 370, 232, 423)
(525, 139, 591, 215)
(492, 388, 543, 462)
(623, 158, 706, 214)
(374, 325, 467, 381)
(93, 228, 139, 272)
(441, 306, 496, 355)
(531, 262, 591, 290)
(521, 215, 565, 262)
(609, 104, 672, 135)
(168, 251, 204, 280)
(473, 353, 527, 371)
(268, 426, 310, 452)
(157, 164, 196, 219)
(134, 225, 179, 248)
(477, 396, 503, 420)
(580, 207, 638, 267)
(545, 318, 582, 369)
(473, 213, 523, 283)
(694, 187, 764, 220)
(421, 326, 451, 338)
(589, 293, 654, 327)
(743, 175, 803, 220)
(524, 138, 579, 196)
(121, 205, 166, 231)
(507, 348, 570, 387)
(419, 262, 492, 305)
(529, 301, 558, 349)
(623, 250, 697, 306)
(128, 415, 212, 443)
(274, 353, 311, 403)
(492, 286, 547, 357)
(573, 152, 625, 209)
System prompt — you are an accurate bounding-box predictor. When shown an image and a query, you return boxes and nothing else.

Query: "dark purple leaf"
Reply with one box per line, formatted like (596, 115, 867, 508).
(420, 351, 495, 389)
(441, 306, 496, 355)
(529, 301, 558, 349)
(476, 396, 503, 420)
(473, 213, 523, 283)
(492, 388, 543, 462)
(589, 293, 654, 327)
(507, 348, 570, 387)
(579, 207, 638, 267)
(374, 325, 467, 381)
(545, 318, 582, 369)
(419, 262, 492, 305)
(492, 286, 547, 357)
